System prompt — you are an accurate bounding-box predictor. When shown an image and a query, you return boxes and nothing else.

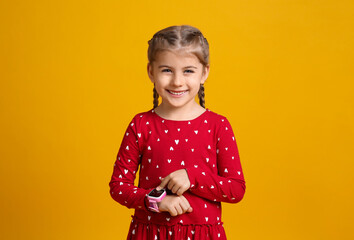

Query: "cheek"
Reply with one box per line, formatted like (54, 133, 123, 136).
(154, 78, 167, 87)
(190, 81, 203, 90)
(154, 81, 168, 94)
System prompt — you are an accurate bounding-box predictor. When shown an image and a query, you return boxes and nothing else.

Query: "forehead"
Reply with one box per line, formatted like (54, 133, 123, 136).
(154, 49, 201, 66)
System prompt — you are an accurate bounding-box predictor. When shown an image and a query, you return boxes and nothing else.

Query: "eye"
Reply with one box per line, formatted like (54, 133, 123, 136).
(162, 69, 172, 72)
(185, 69, 194, 73)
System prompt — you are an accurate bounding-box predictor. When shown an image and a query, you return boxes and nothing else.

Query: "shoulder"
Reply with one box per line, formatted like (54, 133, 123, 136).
(205, 108, 229, 123)
(130, 108, 155, 125)
(206, 109, 235, 134)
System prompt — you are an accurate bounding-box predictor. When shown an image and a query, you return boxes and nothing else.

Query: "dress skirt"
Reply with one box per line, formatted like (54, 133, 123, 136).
(127, 216, 227, 240)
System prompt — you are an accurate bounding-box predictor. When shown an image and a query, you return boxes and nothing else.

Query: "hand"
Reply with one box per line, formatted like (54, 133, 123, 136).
(157, 169, 190, 196)
(158, 195, 193, 216)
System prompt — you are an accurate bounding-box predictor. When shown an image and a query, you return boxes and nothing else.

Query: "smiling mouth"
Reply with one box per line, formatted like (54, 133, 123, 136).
(167, 90, 188, 95)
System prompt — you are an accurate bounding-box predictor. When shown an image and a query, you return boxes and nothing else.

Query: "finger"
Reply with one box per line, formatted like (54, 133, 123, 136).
(176, 185, 187, 196)
(179, 198, 190, 212)
(175, 204, 183, 215)
(176, 195, 188, 212)
(181, 199, 192, 214)
(168, 206, 177, 217)
(180, 196, 191, 211)
(179, 182, 190, 195)
(167, 179, 175, 191)
(157, 176, 169, 190)
(171, 184, 180, 194)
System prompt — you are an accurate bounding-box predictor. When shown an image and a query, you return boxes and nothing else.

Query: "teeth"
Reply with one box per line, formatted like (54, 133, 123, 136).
(169, 90, 186, 95)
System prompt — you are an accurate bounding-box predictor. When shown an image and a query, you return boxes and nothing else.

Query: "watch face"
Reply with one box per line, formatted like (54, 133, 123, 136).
(148, 189, 165, 198)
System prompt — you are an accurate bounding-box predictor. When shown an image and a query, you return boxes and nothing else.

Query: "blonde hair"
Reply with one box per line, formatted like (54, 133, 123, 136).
(147, 25, 210, 108)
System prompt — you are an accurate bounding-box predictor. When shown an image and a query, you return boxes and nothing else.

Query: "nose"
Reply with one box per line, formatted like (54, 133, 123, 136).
(171, 72, 184, 87)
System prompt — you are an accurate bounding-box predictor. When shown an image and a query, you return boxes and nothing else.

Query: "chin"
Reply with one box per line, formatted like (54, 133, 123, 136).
(167, 100, 196, 108)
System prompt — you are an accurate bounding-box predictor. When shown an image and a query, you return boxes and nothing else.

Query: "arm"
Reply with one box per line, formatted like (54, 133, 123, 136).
(108, 116, 152, 211)
(186, 117, 246, 203)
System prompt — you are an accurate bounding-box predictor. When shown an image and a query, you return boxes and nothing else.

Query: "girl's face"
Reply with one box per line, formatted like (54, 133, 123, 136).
(147, 49, 210, 110)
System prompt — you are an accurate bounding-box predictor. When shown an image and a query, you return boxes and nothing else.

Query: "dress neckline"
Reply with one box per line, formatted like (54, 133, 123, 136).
(152, 108, 209, 122)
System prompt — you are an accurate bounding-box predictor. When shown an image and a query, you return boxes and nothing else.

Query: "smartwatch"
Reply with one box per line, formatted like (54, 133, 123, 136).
(146, 188, 166, 212)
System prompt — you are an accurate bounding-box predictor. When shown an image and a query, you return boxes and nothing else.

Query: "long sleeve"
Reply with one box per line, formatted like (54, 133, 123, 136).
(109, 115, 152, 211)
(186, 117, 246, 203)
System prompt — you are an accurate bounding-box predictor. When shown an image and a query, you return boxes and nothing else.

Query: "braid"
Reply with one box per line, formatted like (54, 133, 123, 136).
(198, 84, 205, 108)
(153, 85, 159, 108)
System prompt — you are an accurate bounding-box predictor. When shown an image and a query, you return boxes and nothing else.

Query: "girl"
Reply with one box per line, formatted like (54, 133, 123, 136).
(109, 25, 246, 240)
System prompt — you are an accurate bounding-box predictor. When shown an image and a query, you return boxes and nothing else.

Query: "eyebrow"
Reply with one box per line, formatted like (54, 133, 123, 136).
(158, 65, 197, 69)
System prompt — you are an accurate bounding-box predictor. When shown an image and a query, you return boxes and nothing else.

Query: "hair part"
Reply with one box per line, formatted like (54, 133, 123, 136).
(148, 25, 209, 109)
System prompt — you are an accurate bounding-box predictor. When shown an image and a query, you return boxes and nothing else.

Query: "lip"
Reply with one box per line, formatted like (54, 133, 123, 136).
(166, 89, 188, 97)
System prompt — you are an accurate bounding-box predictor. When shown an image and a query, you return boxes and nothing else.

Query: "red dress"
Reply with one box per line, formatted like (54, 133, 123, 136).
(109, 108, 246, 239)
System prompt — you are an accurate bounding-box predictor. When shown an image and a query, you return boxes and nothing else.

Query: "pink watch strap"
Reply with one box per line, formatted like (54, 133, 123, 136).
(148, 199, 160, 212)
(146, 189, 166, 212)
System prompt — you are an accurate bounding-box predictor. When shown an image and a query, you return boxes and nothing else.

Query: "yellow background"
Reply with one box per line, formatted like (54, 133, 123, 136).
(1, 0, 353, 239)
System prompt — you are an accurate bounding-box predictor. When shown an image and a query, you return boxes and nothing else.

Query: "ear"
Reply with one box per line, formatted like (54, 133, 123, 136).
(147, 62, 154, 83)
(200, 65, 210, 84)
